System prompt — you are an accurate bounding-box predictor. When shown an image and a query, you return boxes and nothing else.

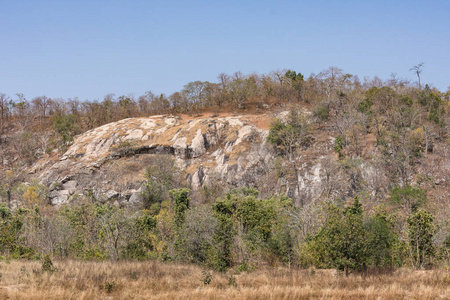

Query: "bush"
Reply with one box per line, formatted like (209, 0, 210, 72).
(42, 255, 55, 273)
(202, 270, 213, 285)
(103, 281, 116, 293)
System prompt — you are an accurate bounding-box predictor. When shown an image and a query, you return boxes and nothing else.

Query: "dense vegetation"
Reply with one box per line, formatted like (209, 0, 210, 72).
(0, 66, 449, 274)
(0, 184, 448, 274)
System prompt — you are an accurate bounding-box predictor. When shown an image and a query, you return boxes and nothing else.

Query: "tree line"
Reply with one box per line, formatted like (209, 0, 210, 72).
(0, 67, 449, 167)
(0, 184, 447, 274)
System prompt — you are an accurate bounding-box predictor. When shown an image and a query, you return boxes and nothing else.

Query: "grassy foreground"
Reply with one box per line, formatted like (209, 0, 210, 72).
(0, 260, 449, 299)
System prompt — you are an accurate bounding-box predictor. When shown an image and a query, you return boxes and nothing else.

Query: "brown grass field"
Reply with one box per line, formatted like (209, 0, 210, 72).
(0, 260, 449, 299)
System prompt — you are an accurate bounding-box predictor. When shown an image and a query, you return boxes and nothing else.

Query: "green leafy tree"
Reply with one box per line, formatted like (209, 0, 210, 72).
(334, 134, 344, 159)
(59, 204, 96, 259)
(53, 113, 80, 146)
(122, 210, 156, 260)
(211, 189, 292, 270)
(211, 202, 234, 271)
(303, 198, 368, 276)
(313, 105, 329, 127)
(389, 185, 426, 213)
(365, 211, 399, 268)
(141, 179, 166, 214)
(0, 204, 18, 255)
(169, 188, 190, 230)
(363, 86, 397, 114)
(408, 209, 436, 268)
(285, 69, 304, 101)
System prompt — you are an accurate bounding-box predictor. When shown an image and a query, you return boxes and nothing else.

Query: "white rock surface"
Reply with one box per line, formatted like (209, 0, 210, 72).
(35, 113, 335, 207)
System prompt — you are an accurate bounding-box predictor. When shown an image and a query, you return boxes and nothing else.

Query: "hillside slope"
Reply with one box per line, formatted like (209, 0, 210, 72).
(32, 114, 271, 205)
(26, 111, 344, 207)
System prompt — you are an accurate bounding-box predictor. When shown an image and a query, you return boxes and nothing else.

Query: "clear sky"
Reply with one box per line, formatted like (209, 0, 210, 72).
(1, 0, 449, 101)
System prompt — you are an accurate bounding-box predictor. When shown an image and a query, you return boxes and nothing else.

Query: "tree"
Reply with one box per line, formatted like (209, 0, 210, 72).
(312, 105, 329, 128)
(140, 155, 182, 214)
(389, 185, 426, 214)
(122, 210, 156, 259)
(211, 189, 292, 269)
(228, 72, 249, 109)
(138, 91, 155, 115)
(13, 94, 32, 131)
(183, 81, 210, 113)
(334, 135, 344, 159)
(180, 206, 217, 264)
(169, 188, 190, 230)
(267, 109, 312, 203)
(408, 209, 436, 268)
(95, 204, 134, 261)
(0, 93, 10, 137)
(0, 169, 23, 208)
(267, 109, 311, 160)
(417, 86, 446, 128)
(0, 93, 10, 167)
(304, 198, 368, 276)
(102, 94, 115, 124)
(0, 204, 21, 256)
(285, 69, 304, 101)
(168, 92, 185, 114)
(52, 113, 80, 146)
(271, 70, 291, 103)
(67, 97, 81, 115)
(365, 211, 398, 268)
(117, 95, 136, 119)
(216, 73, 230, 107)
(410, 62, 424, 89)
(32, 96, 53, 126)
(212, 203, 234, 271)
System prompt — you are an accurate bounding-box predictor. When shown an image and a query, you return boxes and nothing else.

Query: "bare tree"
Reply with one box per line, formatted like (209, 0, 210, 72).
(0, 93, 10, 137)
(0, 168, 23, 208)
(32, 96, 53, 126)
(217, 73, 230, 107)
(410, 62, 424, 89)
(138, 91, 156, 115)
(97, 206, 134, 261)
(67, 97, 81, 115)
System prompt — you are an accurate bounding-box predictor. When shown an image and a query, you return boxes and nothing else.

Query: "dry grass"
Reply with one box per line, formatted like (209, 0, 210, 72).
(0, 260, 449, 299)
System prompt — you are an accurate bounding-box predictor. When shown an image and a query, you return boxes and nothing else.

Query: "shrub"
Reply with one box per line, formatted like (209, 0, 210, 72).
(42, 255, 55, 273)
(103, 281, 116, 293)
(202, 270, 213, 285)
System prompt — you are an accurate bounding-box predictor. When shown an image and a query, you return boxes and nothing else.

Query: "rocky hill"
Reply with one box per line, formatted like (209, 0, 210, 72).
(30, 114, 268, 206)
(26, 112, 339, 207)
(22, 110, 448, 220)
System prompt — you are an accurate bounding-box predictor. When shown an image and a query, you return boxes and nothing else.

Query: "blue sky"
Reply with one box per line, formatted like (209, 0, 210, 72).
(0, 0, 449, 101)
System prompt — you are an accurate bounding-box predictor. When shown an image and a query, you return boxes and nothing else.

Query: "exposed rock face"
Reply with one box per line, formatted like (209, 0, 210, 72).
(33, 114, 335, 207)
